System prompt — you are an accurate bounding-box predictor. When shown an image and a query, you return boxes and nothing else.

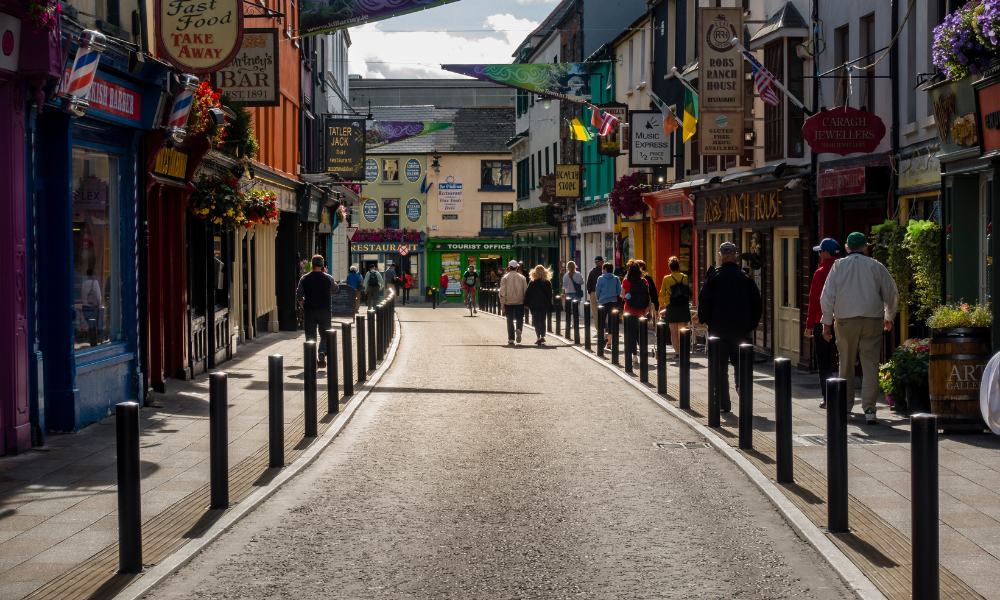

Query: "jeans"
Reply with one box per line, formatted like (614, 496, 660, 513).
(602, 302, 619, 342)
(834, 317, 883, 414)
(715, 334, 749, 413)
(304, 308, 332, 358)
(813, 324, 837, 402)
(625, 314, 640, 356)
(402, 287, 410, 304)
(505, 304, 524, 341)
(439, 288, 447, 302)
(366, 288, 380, 309)
(531, 308, 547, 339)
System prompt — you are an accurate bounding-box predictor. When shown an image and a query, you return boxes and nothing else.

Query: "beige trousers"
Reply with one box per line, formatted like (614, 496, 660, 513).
(589, 292, 599, 324)
(834, 317, 883, 414)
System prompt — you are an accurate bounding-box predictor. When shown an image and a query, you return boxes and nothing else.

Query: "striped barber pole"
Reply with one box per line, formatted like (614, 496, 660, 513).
(168, 87, 195, 129)
(65, 31, 106, 99)
(134, 153, 141, 387)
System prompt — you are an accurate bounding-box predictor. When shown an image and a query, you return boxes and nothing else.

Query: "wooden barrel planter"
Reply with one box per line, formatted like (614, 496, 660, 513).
(929, 327, 990, 431)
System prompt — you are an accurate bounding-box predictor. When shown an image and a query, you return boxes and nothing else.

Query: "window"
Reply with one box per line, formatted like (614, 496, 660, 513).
(552, 142, 558, 166)
(481, 160, 513, 190)
(906, 6, 918, 123)
(707, 230, 732, 270)
(788, 38, 805, 157)
(639, 29, 646, 85)
(73, 147, 121, 351)
(517, 89, 528, 116)
(835, 26, 850, 106)
(544, 147, 550, 175)
(516, 158, 530, 199)
(531, 157, 535, 188)
(628, 39, 634, 91)
(764, 43, 784, 159)
(862, 14, 876, 111)
(382, 158, 399, 182)
(706, 154, 717, 173)
(481, 203, 513, 231)
(537, 150, 542, 178)
(383, 198, 399, 229)
(690, 130, 700, 175)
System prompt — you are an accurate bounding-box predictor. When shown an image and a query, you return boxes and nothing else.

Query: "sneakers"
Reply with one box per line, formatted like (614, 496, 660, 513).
(473, 308, 477, 314)
(515, 329, 522, 343)
(865, 408, 877, 423)
(819, 401, 827, 409)
(317, 356, 327, 369)
(507, 340, 515, 345)
(534, 338, 543, 345)
(540, 338, 546, 345)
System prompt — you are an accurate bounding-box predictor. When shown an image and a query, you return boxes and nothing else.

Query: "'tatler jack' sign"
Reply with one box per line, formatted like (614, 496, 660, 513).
(801, 105, 886, 156)
(157, 0, 245, 74)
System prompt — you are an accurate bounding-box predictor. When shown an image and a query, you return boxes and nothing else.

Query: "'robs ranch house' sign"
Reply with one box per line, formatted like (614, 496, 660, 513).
(801, 106, 886, 156)
(157, 0, 245, 74)
(705, 190, 784, 224)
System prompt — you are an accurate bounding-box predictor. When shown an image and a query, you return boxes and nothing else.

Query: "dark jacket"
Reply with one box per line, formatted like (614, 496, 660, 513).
(643, 274, 659, 311)
(586, 266, 602, 293)
(524, 278, 553, 312)
(697, 261, 763, 337)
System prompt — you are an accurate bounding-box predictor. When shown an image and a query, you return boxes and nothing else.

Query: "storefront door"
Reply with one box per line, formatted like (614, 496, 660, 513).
(774, 228, 800, 360)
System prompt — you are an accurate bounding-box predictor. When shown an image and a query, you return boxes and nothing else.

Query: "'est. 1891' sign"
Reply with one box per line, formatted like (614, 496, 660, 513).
(211, 29, 278, 106)
(157, 0, 245, 74)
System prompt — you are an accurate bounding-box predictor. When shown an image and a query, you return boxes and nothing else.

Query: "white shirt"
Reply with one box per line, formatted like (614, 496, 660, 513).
(820, 252, 899, 325)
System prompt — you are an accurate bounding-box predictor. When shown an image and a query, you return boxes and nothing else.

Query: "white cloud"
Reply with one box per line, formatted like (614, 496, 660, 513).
(348, 13, 539, 79)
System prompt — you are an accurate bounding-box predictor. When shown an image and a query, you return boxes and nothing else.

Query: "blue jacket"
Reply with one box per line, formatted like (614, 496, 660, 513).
(595, 272, 622, 306)
(346, 272, 363, 290)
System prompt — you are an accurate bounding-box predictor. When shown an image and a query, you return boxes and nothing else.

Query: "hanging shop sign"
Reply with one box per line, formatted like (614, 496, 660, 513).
(0, 13, 20, 72)
(153, 146, 190, 184)
(801, 106, 886, 156)
(629, 110, 674, 167)
(704, 189, 784, 224)
(211, 28, 278, 106)
(364, 158, 378, 182)
(156, 0, 244, 74)
(975, 78, 1000, 156)
(324, 117, 366, 181)
(697, 7, 744, 111)
(538, 173, 558, 204)
(597, 102, 628, 156)
(555, 164, 581, 198)
(700, 111, 744, 156)
(405, 159, 422, 182)
(438, 175, 463, 213)
(362, 198, 379, 223)
(405, 198, 422, 223)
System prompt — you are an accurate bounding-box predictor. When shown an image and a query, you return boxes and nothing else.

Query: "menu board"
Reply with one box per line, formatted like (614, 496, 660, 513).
(331, 286, 356, 317)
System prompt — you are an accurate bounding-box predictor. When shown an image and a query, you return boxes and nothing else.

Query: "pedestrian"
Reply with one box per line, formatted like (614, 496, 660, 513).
(820, 232, 899, 423)
(562, 260, 585, 301)
(804, 238, 840, 409)
(595, 262, 622, 348)
(401, 271, 413, 305)
(697, 242, 763, 412)
(461, 264, 479, 313)
(518, 261, 529, 283)
(524, 264, 553, 345)
(658, 256, 692, 360)
(384, 262, 398, 300)
(499, 259, 528, 345)
(636, 260, 659, 319)
(345, 265, 363, 314)
(586, 255, 604, 324)
(362, 264, 384, 310)
(622, 262, 650, 363)
(439, 272, 449, 303)
(296, 254, 340, 369)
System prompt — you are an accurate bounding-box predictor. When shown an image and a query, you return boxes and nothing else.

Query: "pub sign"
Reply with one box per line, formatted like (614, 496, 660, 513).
(324, 118, 366, 181)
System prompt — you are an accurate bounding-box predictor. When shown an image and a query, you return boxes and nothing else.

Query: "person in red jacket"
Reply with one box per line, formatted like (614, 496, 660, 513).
(439, 273, 449, 302)
(804, 238, 839, 409)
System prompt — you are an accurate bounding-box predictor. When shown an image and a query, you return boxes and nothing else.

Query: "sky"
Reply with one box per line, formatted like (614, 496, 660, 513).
(347, 0, 561, 79)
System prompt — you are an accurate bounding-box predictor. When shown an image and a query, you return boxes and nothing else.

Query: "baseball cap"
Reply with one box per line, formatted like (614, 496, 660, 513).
(595, 256, 604, 262)
(719, 241, 738, 254)
(813, 238, 839, 253)
(508, 260, 519, 268)
(846, 231, 868, 248)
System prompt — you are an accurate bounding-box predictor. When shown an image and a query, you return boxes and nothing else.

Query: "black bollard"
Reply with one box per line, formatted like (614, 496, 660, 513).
(826, 377, 849, 534)
(679, 328, 691, 409)
(656, 321, 667, 395)
(342, 322, 353, 397)
(597, 305, 605, 357)
(912, 413, 939, 600)
(268, 355, 284, 468)
(376, 303, 385, 362)
(555, 296, 562, 337)
(639, 317, 649, 383)
(355, 315, 367, 383)
(611, 309, 620, 366)
(707, 337, 721, 428)
(738, 344, 754, 450)
(624, 314, 634, 374)
(326, 330, 339, 414)
(303, 341, 318, 438)
(573, 300, 580, 345)
(432, 288, 437, 309)
(367, 309, 376, 371)
(564, 296, 572, 338)
(209, 372, 229, 509)
(584, 302, 592, 352)
(116, 401, 142, 573)
(774, 358, 793, 483)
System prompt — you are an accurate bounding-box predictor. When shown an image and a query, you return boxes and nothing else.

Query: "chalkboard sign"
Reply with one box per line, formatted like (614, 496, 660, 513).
(331, 286, 356, 317)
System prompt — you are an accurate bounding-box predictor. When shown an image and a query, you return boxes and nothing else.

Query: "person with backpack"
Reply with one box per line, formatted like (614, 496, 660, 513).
(384, 262, 398, 300)
(362, 264, 384, 310)
(636, 260, 659, 319)
(401, 271, 413, 305)
(461, 264, 479, 314)
(659, 256, 692, 360)
(622, 262, 651, 363)
(595, 262, 622, 348)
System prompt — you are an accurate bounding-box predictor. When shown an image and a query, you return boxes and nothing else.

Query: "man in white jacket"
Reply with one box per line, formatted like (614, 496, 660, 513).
(820, 232, 899, 423)
(499, 260, 527, 345)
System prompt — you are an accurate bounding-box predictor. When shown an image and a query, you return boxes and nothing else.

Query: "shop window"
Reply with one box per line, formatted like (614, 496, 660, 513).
(861, 14, 876, 111)
(481, 160, 513, 190)
(382, 158, 399, 182)
(481, 203, 513, 232)
(706, 230, 732, 270)
(764, 42, 784, 160)
(690, 131, 701, 175)
(706, 155, 717, 173)
(516, 158, 530, 199)
(788, 38, 805, 158)
(73, 147, 121, 351)
(384, 198, 399, 229)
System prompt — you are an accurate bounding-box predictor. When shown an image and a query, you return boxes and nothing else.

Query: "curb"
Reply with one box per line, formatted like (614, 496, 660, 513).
(114, 316, 403, 600)
(483, 309, 886, 600)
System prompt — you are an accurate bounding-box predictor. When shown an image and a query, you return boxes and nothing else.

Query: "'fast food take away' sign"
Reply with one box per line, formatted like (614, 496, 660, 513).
(157, 0, 245, 74)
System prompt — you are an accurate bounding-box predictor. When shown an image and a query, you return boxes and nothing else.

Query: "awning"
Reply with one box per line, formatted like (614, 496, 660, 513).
(668, 176, 721, 191)
(720, 162, 786, 183)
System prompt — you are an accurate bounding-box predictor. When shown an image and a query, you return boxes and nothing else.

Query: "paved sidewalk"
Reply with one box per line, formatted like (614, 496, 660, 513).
(0, 325, 357, 600)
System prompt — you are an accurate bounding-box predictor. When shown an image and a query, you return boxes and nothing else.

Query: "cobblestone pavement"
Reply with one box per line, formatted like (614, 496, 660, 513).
(144, 306, 851, 600)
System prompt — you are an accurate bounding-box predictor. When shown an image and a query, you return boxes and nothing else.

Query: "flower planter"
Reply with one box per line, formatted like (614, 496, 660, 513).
(929, 327, 990, 431)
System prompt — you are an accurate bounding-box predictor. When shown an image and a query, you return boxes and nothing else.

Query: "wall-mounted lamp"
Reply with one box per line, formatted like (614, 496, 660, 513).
(61, 30, 108, 116)
(542, 98, 551, 110)
(430, 153, 441, 173)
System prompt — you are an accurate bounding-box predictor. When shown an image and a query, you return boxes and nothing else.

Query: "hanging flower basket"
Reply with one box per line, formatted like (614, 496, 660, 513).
(190, 173, 247, 231)
(21, 0, 61, 33)
(244, 189, 279, 227)
(933, 1, 992, 79)
(189, 81, 228, 148)
(610, 171, 648, 217)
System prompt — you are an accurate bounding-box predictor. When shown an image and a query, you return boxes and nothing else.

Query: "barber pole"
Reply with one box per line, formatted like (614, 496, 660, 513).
(166, 74, 201, 143)
(61, 30, 107, 116)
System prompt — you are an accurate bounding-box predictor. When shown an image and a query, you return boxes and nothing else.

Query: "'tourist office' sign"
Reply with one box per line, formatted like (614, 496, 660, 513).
(434, 242, 513, 251)
(325, 118, 366, 180)
(156, 0, 245, 74)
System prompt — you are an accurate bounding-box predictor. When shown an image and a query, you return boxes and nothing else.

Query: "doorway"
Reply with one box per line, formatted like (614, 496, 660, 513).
(774, 228, 800, 360)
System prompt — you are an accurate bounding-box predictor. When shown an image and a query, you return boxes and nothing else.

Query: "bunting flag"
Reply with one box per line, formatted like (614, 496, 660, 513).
(570, 118, 594, 142)
(440, 63, 591, 104)
(649, 92, 680, 137)
(366, 121, 453, 148)
(739, 48, 781, 106)
(683, 87, 699, 142)
(589, 105, 620, 136)
(300, 0, 461, 36)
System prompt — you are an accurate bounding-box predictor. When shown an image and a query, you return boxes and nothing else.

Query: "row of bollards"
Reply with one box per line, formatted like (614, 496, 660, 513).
(113, 291, 401, 574)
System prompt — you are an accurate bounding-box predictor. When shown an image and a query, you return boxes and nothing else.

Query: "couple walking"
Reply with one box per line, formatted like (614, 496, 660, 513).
(498, 259, 555, 345)
(593, 260, 655, 364)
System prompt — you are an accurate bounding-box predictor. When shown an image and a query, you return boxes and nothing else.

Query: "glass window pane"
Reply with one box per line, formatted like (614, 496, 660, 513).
(73, 148, 120, 351)
(382, 159, 398, 181)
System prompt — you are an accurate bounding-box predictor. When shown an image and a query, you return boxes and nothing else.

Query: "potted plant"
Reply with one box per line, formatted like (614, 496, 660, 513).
(926, 302, 993, 428)
(886, 339, 932, 414)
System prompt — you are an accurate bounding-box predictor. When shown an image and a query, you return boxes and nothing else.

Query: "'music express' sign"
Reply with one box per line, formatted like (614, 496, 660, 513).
(156, 0, 245, 74)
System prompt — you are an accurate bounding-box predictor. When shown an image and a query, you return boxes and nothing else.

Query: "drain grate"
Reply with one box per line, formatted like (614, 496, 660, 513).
(797, 433, 882, 446)
(655, 442, 711, 450)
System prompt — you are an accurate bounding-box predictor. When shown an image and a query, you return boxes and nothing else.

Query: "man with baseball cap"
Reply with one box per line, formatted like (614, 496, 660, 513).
(698, 241, 763, 412)
(499, 259, 528, 345)
(804, 238, 839, 409)
(820, 232, 899, 423)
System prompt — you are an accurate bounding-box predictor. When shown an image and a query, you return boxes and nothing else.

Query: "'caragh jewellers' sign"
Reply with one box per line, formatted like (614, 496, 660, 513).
(156, 0, 245, 74)
(801, 106, 886, 155)
(706, 190, 784, 223)
(212, 29, 278, 106)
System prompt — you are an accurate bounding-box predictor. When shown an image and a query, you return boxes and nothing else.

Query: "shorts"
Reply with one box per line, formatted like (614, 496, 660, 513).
(462, 285, 476, 293)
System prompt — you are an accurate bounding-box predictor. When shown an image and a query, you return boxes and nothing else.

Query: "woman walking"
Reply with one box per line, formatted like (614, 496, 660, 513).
(635, 260, 659, 318)
(622, 262, 651, 363)
(524, 265, 553, 345)
(658, 256, 692, 360)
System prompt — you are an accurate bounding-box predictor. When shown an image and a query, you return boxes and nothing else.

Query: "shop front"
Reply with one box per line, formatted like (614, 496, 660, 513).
(351, 240, 426, 300)
(816, 163, 892, 245)
(641, 187, 697, 288)
(427, 239, 514, 299)
(576, 202, 614, 273)
(616, 208, 654, 275)
(694, 176, 812, 366)
(247, 169, 295, 337)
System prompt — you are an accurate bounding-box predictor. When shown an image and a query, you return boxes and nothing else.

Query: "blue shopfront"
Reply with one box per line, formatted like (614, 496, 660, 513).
(32, 26, 171, 431)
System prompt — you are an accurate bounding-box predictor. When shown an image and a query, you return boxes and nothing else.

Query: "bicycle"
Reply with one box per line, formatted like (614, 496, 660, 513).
(463, 287, 476, 316)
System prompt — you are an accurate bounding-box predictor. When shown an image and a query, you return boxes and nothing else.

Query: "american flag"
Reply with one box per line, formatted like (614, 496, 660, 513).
(741, 49, 781, 106)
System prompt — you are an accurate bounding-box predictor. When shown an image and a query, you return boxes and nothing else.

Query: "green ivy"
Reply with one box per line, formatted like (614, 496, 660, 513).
(904, 219, 942, 319)
(871, 220, 910, 308)
(504, 205, 556, 230)
(220, 94, 259, 159)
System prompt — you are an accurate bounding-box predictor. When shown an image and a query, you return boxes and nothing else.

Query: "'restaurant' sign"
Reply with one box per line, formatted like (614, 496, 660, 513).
(700, 111, 744, 156)
(324, 118, 366, 180)
(211, 29, 278, 106)
(156, 0, 245, 74)
(801, 106, 886, 156)
(698, 7, 744, 111)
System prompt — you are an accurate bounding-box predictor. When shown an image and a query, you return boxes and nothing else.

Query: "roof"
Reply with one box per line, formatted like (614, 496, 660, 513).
(367, 106, 515, 155)
(512, 0, 576, 60)
(750, 2, 809, 42)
